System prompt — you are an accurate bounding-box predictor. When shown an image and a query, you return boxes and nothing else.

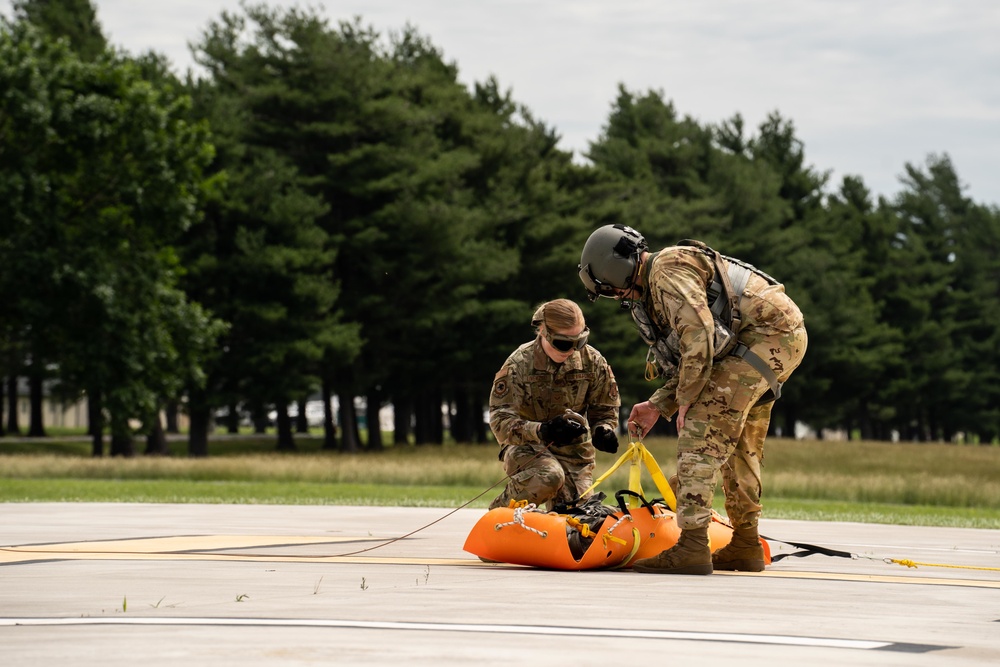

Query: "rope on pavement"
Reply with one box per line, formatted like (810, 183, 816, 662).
(884, 558, 1000, 572)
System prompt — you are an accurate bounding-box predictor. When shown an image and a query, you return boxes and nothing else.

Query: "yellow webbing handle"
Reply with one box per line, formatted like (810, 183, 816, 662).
(609, 528, 642, 570)
(639, 445, 677, 511)
(581, 443, 635, 498)
(581, 441, 677, 511)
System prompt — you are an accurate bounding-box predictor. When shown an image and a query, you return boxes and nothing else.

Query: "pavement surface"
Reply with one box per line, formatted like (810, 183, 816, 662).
(1, 502, 998, 666)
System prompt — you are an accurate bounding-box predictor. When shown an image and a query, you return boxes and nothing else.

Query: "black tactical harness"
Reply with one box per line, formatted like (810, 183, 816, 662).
(630, 240, 783, 404)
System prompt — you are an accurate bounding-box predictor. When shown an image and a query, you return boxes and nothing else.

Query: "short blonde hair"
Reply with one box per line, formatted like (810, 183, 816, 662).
(531, 298, 585, 333)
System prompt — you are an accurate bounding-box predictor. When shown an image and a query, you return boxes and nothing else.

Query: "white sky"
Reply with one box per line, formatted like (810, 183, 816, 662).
(4, 0, 999, 205)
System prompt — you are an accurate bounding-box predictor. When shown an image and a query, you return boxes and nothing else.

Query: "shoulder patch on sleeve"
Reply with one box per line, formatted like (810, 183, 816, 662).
(492, 366, 511, 400)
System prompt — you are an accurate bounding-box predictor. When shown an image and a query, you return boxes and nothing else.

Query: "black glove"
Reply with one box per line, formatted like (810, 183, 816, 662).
(538, 414, 587, 445)
(592, 425, 619, 453)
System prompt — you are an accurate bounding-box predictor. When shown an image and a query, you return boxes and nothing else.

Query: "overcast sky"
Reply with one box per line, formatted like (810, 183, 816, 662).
(5, 0, 999, 205)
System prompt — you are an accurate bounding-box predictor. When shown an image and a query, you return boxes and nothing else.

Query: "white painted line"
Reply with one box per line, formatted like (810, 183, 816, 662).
(0, 617, 911, 651)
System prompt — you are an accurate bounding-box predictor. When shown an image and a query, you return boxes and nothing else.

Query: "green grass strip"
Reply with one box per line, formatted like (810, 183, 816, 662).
(3, 479, 999, 529)
(762, 498, 1000, 529)
(0, 479, 493, 508)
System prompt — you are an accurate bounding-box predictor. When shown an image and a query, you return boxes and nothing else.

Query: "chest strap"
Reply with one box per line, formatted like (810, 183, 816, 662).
(640, 244, 783, 404)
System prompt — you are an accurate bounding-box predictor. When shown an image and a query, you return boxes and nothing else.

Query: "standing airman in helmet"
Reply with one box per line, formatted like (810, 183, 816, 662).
(579, 224, 808, 575)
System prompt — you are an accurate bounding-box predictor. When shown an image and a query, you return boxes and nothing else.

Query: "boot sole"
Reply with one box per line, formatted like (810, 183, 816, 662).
(632, 562, 713, 575)
(712, 559, 765, 572)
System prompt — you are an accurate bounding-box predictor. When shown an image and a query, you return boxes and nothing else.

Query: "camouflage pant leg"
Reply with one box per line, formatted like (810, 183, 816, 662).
(676, 325, 808, 530)
(550, 452, 596, 508)
(721, 400, 773, 529)
(675, 396, 746, 531)
(488, 445, 595, 511)
(488, 445, 566, 510)
(720, 324, 808, 528)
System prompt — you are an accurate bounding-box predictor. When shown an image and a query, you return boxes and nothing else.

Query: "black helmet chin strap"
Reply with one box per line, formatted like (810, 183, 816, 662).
(630, 252, 645, 288)
(619, 251, 650, 308)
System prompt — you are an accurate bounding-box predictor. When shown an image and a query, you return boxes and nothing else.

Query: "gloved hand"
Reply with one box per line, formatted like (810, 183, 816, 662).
(538, 414, 587, 445)
(592, 425, 619, 453)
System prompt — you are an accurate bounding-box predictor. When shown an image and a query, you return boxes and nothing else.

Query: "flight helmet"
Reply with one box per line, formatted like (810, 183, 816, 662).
(578, 224, 647, 301)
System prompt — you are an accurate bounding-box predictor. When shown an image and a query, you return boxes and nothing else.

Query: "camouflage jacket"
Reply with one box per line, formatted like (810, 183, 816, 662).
(489, 338, 620, 451)
(641, 246, 804, 412)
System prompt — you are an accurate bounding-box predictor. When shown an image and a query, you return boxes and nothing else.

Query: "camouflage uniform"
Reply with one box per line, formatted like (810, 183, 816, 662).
(640, 246, 808, 531)
(489, 338, 621, 510)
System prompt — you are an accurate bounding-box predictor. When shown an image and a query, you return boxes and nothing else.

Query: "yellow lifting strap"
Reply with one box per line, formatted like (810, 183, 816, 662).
(581, 440, 677, 511)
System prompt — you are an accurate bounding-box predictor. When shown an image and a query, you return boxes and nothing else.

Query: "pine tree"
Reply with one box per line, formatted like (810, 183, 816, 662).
(12, 0, 106, 61)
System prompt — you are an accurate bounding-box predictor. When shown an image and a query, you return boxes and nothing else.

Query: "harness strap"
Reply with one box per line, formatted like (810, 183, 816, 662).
(733, 343, 783, 403)
(644, 242, 783, 404)
(766, 537, 854, 562)
(707, 251, 743, 332)
(710, 261, 751, 328)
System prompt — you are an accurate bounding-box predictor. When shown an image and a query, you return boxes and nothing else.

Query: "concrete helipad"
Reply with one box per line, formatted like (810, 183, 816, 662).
(2, 503, 998, 666)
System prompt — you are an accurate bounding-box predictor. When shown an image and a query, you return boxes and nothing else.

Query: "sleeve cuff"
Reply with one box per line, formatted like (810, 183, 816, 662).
(649, 389, 679, 419)
(527, 421, 541, 441)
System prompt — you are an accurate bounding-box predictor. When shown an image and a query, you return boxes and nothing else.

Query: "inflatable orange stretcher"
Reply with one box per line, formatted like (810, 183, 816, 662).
(463, 441, 772, 570)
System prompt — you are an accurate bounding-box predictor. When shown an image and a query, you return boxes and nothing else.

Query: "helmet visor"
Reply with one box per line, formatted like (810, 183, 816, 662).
(579, 264, 622, 301)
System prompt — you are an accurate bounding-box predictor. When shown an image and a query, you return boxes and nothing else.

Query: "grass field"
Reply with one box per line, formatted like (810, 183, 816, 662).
(2, 435, 999, 529)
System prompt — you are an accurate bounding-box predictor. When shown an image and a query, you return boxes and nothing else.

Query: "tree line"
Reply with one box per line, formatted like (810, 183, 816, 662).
(2, 1, 998, 455)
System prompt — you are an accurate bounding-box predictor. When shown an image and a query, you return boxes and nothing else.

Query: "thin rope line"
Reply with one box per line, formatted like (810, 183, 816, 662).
(1, 444, 556, 560)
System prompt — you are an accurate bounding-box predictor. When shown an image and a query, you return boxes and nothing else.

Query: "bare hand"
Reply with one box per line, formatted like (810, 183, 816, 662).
(627, 401, 661, 440)
(676, 404, 690, 430)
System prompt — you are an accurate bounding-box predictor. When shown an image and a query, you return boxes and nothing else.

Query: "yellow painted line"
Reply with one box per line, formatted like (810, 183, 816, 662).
(1, 535, 997, 589)
(0, 550, 481, 566)
(0, 535, 482, 567)
(714, 568, 1000, 589)
(9, 535, 370, 553)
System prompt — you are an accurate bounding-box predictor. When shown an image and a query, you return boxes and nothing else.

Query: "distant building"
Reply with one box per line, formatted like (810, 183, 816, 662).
(4, 378, 88, 430)
(4, 378, 187, 432)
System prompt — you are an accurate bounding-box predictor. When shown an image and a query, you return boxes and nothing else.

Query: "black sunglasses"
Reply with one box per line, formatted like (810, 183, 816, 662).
(544, 327, 590, 352)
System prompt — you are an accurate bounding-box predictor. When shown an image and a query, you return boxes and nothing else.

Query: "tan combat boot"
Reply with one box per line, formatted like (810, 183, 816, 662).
(631, 526, 712, 575)
(712, 525, 765, 572)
